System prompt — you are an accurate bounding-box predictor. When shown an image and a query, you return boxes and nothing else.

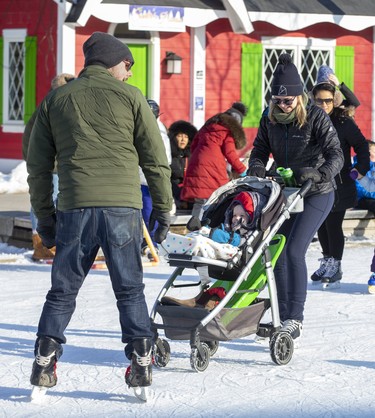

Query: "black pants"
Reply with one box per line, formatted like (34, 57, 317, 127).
(357, 198, 375, 213)
(275, 191, 334, 322)
(317, 209, 346, 260)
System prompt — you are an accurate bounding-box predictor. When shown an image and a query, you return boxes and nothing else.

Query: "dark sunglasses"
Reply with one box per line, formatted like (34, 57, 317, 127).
(271, 97, 296, 106)
(123, 60, 133, 71)
(315, 98, 334, 105)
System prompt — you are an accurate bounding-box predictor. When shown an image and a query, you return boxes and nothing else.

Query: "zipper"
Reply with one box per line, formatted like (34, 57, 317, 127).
(284, 125, 289, 167)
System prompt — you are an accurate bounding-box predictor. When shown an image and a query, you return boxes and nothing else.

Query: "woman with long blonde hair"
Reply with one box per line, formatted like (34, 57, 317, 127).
(248, 53, 344, 345)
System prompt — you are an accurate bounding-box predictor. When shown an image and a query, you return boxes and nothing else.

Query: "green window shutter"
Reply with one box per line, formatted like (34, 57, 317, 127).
(24, 36, 37, 124)
(335, 46, 354, 91)
(0, 38, 3, 124)
(241, 43, 263, 128)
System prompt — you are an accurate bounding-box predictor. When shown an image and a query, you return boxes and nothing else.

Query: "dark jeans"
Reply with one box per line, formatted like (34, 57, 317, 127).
(274, 191, 334, 322)
(37, 207, 153, 351)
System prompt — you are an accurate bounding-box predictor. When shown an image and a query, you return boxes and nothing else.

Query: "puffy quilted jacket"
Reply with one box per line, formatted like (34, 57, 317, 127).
(27, 65, 172, 218)
(249, 104, 344, 196)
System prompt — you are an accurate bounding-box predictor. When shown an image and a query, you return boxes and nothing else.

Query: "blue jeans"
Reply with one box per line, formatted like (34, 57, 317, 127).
(274, 191, 334, 322)
(141, 184, 157, 246)
(36, 207, 153, 351)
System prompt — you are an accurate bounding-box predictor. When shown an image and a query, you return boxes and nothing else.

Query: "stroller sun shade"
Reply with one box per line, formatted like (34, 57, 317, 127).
(201, 177, 286, 232)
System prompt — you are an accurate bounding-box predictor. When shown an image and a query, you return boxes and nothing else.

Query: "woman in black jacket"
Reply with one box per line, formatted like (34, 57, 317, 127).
(168, 120, 197, 210)
(311, 72, 369, 288)
(248, 54, 344, 344)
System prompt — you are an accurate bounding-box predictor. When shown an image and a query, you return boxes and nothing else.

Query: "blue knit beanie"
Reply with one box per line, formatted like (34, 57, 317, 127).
(316, 65, 334, 84)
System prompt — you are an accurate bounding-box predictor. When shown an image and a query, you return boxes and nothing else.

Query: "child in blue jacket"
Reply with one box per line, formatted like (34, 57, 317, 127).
(354, 140, 375, 293)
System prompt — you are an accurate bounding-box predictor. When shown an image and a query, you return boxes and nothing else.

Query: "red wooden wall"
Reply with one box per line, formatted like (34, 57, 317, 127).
(0, 0, 58, 159)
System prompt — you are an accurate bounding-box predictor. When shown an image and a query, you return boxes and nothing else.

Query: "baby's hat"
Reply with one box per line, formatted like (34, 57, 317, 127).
(232, 192, 255, 219)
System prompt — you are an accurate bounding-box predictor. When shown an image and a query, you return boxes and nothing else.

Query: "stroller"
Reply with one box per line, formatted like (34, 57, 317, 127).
(150, 176, 311, 372)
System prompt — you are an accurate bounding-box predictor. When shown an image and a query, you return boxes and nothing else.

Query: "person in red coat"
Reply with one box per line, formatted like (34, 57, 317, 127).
(181, 102, 248, 217)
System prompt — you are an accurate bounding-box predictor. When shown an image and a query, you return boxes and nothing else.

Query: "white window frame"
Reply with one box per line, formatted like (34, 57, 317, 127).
(261, 36, 336, 107)
(2, 28, 27, 133)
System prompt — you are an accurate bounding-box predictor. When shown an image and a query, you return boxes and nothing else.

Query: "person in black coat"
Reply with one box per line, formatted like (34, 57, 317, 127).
(248, 54, 344, 343)
(168, 120, 197, 210)
(311, 68, 370, 287)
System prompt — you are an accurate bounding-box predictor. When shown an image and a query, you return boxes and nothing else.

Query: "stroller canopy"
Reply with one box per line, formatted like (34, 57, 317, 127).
(201, 177, 286, 232)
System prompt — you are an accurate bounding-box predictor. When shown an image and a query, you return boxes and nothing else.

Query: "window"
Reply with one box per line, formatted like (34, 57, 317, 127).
(241, 37, 354, 128)
(262, 37, 335, 109)
(1, 29, 36, 133)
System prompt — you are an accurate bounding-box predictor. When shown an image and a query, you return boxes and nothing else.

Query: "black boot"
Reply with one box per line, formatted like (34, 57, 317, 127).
(125, 338, 152, 388)
(30, 337, 63, 388)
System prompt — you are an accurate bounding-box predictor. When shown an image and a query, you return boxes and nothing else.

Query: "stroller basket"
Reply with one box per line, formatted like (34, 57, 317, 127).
(156, 298, 270, 341)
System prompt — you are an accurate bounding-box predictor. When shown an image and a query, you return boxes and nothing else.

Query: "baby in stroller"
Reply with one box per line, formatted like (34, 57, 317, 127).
(164, 191, 267, 261)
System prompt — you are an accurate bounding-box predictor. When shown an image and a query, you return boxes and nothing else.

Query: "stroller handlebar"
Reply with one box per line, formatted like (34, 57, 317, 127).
(298, 179, 312, 198)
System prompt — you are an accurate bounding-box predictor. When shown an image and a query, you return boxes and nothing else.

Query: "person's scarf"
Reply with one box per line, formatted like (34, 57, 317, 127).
(273, 93, 308, 125)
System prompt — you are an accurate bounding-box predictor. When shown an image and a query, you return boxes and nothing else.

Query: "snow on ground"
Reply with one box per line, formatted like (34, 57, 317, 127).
(1, 239, 375, 418)
(0, 161, 28, 194)
(1, 163, 375, 416)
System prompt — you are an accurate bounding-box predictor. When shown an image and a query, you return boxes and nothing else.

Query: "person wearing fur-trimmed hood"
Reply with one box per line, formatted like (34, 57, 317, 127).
(168, 120, 198, 210)
(181, 102, 248, 217)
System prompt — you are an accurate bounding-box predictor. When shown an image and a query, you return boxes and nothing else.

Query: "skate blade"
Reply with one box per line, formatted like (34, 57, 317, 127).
(30, 386, 48, 403)
(132, 386, 149, 402)
(311, 280, 322, 286)
(254, 335, 269, 345)
(368, 285, 375, 294)
(322, 281, 341, 290)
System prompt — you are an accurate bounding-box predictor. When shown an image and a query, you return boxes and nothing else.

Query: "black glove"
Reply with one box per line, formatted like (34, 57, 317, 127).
(294, 167, 322, 185)
(36, 214, 57, 249)
(149, 209, 171, 243)
(247, 161, 266, 178)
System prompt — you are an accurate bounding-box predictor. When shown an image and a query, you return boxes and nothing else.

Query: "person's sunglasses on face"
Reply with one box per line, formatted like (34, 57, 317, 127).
(271, 97, 296, 106)
(314, 98, 334, 105)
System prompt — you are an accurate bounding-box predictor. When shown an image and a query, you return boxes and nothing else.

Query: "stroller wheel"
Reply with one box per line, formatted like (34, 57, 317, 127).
(269, 331, 294, 365)
(154, 338, 171, 368)
(190, 343, 210, 372)
(203, 340, 219, 356)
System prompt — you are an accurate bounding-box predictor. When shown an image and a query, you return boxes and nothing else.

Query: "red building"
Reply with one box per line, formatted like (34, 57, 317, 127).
(0, 0, 374, 169)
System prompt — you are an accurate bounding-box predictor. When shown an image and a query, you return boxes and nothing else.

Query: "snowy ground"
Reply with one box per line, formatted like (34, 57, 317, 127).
(1, 162, 374, 417)
(1, 239, 375, 418)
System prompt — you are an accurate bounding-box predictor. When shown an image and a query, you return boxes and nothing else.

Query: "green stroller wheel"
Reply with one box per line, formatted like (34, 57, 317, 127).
(269, 331, 294, 365)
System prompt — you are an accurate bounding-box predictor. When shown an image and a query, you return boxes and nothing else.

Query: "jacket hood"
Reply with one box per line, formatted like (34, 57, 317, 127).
(169, 120, 197, 158)
(204, 113, 247, 150)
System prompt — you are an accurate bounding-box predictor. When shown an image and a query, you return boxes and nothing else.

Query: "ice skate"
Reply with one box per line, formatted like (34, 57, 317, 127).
(125, 338, 152, 402)
(280, 319, 303, 347)
(311, 256, 330, 285)
(30, 337, 63, 402)
(368, 273, 375, 294)
(321, 258, 342, 290)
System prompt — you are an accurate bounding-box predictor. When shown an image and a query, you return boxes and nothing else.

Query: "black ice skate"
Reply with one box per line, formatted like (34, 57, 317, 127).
(321, 258, 342, 290)
(311, 256, 330, 284)
(30, 337, 63, 402)
(125, 338, 152, 402)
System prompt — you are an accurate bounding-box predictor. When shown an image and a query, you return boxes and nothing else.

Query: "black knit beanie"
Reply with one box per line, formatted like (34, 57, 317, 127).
(271, 53, 303, 96)
(83, 32, 134, 69)
(225, 101, 248, 124)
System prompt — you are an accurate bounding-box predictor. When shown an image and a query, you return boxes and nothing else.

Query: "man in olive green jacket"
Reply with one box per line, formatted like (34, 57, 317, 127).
(27, 32, 172, 401)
